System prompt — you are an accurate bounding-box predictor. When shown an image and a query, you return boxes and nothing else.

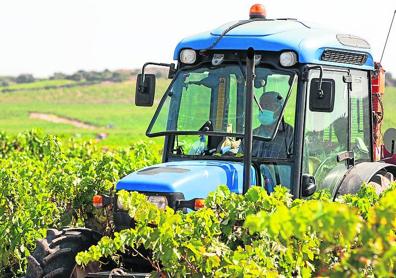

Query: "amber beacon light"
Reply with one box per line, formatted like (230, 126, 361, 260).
(249, 4, 267, 19)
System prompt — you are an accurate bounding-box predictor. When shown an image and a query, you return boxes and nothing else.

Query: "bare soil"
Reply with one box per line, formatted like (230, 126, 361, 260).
(29, 112, 97, 129)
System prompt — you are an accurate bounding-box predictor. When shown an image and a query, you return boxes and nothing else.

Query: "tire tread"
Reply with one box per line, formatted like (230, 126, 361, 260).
(25, 228, 99, 278)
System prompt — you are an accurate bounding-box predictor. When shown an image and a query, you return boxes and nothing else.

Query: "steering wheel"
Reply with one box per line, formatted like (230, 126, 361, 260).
(313, 154, 337, 182)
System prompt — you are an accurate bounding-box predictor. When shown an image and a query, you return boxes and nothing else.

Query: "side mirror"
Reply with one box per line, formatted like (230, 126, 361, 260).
(309, 78, 335, 112)
(135, 74, 156, 107)
(302, 174, 317, 197)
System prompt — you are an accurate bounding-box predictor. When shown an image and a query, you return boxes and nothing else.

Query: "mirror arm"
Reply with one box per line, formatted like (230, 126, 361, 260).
(343, 73, 353, 91)
(141, 62, 176, 78)
(139, 62, 177, 93)
(304, 65, 324, 98)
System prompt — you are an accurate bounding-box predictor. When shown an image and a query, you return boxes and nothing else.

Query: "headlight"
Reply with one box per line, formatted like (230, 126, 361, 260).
(148, 196, 168, 209)
(180, 49, 197, 64)
(280, 51, 297, 67)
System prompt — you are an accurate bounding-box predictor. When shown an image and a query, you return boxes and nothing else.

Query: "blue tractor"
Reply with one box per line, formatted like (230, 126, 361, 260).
(27, 4, 396, 277)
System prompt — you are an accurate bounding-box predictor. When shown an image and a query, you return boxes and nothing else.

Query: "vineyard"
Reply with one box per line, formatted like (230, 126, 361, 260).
(75, 185, 396, 277)
(1, 131, 396, 277)
(1, 0, 396, 275)
(0, 79, 170, 147)
(0, 130, 160, 276)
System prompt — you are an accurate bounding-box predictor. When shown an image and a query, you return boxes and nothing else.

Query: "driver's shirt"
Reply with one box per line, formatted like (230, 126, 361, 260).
(250, 123, 294, 158)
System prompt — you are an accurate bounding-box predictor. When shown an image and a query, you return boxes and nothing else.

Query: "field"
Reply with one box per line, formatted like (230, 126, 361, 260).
(383, 86, 396, 132)
(0, 80, 394, 148)
(0, 79, 170, 147)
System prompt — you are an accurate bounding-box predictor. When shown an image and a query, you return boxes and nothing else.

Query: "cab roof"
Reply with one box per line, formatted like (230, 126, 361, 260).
(173, 19, 374, 70)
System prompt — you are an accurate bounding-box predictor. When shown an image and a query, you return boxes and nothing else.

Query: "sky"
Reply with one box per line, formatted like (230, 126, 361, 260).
(0, 0, 395, 77)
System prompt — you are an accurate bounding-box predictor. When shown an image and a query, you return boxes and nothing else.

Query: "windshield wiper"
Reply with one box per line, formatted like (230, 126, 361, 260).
(281, 75, 297, 157)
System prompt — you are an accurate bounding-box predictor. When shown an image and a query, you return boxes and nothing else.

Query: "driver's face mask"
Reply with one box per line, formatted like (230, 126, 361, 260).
(258, 109, 276, 126)
(257, 92, 283, 126)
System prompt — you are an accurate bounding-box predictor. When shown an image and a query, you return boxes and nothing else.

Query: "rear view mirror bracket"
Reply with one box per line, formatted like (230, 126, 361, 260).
(135, 62, 176, 107)
(304, 65, 324, 97)
(141, 62, 176, 81)
(343, 73, 353, 91)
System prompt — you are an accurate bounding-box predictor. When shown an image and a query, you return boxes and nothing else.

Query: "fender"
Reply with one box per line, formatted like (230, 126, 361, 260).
(333, 162, 396, 199)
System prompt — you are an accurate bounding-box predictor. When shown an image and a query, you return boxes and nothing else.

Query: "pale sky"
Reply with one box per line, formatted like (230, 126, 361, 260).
(0, 0, 395, 77)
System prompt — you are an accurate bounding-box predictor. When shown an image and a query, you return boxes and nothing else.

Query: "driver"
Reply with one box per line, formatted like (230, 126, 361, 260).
(247, 91, 294, 158)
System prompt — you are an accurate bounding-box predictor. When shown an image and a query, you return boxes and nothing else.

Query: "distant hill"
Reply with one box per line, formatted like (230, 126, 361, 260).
(0, 67, 171, 89)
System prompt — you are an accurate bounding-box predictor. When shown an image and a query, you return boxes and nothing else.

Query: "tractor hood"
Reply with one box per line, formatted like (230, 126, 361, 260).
(173, 20, 374, 71)
(116, 160, 256, 200)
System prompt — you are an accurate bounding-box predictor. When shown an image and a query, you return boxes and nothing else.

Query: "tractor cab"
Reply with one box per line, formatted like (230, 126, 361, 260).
(128, 4, 396, 206)
(147, 61, 296, 188)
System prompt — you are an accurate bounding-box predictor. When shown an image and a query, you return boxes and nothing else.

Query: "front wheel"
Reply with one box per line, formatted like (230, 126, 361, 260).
(26, 228, 102, 278)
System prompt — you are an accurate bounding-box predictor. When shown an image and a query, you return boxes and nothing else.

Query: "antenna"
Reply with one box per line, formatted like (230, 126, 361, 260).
(380, 10, 396, 64)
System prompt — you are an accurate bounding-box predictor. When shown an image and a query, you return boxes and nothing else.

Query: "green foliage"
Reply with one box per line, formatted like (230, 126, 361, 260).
(77, 184, 396, 277)
(340, 183, 379, 219)
(0, 130, 160, 276)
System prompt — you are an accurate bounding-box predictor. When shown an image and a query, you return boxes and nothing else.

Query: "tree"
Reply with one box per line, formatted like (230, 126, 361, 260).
(50, 72, 67, 80)
(66, 73, 84, 82)
(101, 69, 113, 81)
(0, 80, 9, 87)
(111, 71, 129, 82)
(15, 74, 35, 84)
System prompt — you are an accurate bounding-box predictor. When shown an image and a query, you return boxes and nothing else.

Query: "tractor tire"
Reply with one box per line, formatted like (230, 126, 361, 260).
(26, 228, 102, 278)
(368, 170, 394, 195)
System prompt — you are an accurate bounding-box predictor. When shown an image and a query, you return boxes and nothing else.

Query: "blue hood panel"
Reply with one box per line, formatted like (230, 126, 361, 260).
(116, 160, 256, 200)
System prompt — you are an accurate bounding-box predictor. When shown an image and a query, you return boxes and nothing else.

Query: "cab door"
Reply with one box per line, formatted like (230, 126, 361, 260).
(303, 69, 350, 194)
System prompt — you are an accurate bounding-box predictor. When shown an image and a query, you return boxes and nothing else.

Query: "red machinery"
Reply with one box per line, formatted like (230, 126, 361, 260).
(372, 63, 396, 165)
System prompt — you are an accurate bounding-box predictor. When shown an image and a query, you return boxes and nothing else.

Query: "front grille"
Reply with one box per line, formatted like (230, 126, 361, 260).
(321, 49, 368, 65)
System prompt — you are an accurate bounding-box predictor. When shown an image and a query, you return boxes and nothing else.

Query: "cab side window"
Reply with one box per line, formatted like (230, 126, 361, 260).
(350, 71, 371, 161)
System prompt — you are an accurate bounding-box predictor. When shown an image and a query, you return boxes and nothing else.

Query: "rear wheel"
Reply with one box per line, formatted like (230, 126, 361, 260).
(26, 228, 102, 278)
(368, 170, 395, 195)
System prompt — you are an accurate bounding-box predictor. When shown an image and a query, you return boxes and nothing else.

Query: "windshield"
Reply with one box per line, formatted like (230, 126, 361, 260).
(147, 64, 296, 141)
